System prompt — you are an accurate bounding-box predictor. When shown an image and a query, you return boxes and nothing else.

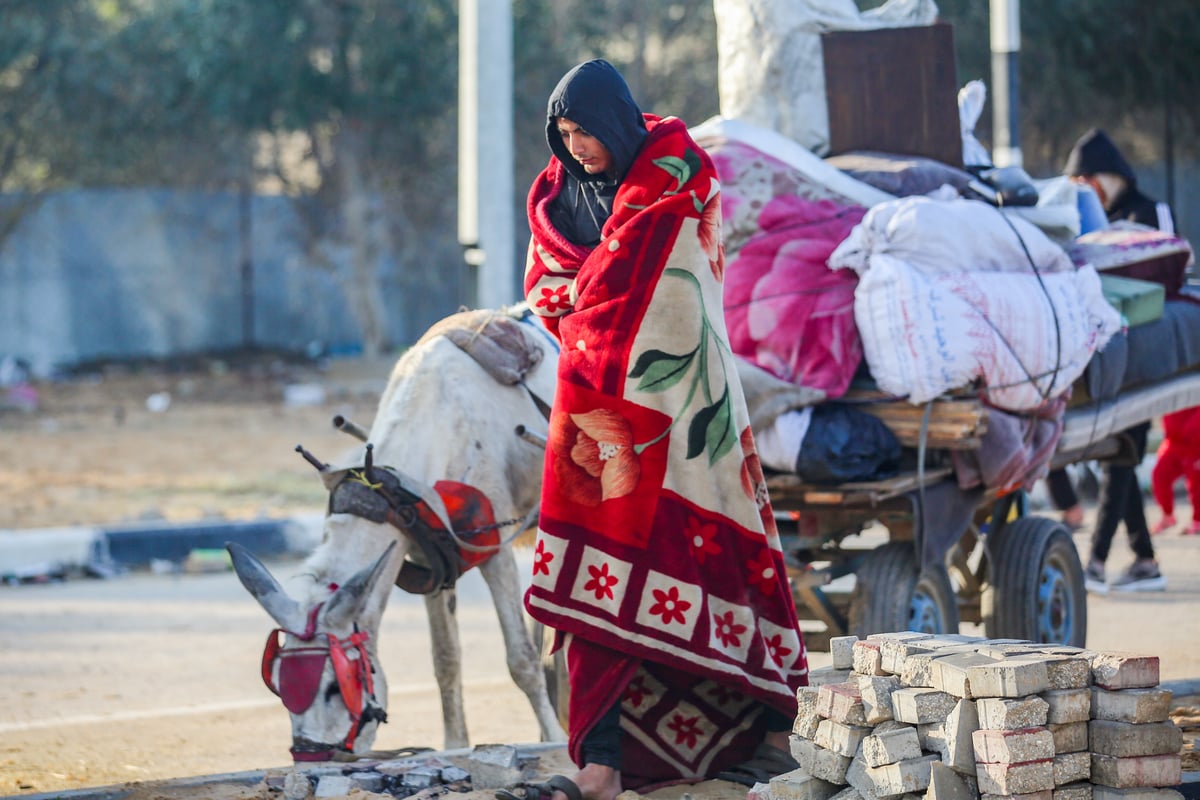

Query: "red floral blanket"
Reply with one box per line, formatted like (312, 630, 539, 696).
(524, 115, 807, 787)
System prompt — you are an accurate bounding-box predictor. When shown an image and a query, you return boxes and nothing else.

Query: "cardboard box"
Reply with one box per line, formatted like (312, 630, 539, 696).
(1100, 274, 1165, 327)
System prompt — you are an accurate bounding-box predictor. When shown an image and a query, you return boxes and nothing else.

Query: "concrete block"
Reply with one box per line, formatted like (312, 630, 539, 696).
(853, 640, 887, 676)
(930, 652, 1002, 699)
(810, 745, 854, 784)
(1053, 782, 1093, 800)
(828, 788, 866, 800)
(1044, 657, 1093, 690)
(892, 687, 958, 724)
(831, 636, 860, 670)
(919, 721, 948, 758)
(798, 685, 822, 716)
(972, 727, 1056, 764)
(927, 762, 975, 800)
(1091, 688, 1172, 724)
(966, 656, 1051, 698)
(791, 735, 820, 774)
(976, 759, 1056, 795)
(1054, 751, 1091, 786)
(900, 651, 941, 688)
(1088, 720, 1183, 758)
(1091, 653, 1160, 690)
(1049, 721, 1090, 753)
(857, 675, 901, 725)
(943, 698, 981, 775)
(815, 718, 873, 758)
(769, 767, 842, 800)
(977, 696, 1050, 730)
(1090, 754, 1182, 789)
(810, 666, 857, 688)
(1042, 687, 1092, 724)
(982, 792, 1052, 800)
(860, 721, 923, 768)
(818, 682, 868, 726)
(869, 755, 941, 795)
(877, 636, 934, 676)
(314, 776, 356, 798)
(795, 709, 822, 739)
(1092, 787, 1186, 800)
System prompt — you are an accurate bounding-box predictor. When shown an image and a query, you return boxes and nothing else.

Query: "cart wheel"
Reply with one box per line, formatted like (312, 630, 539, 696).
(849, 541, 960, 638)
(982, 515, 1087, 646)
(529, 618, 569, 731)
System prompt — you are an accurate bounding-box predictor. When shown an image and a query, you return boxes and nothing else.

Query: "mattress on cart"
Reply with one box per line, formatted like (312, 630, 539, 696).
(1078, 297, 1200, 402)
(1059, 371, 1200, 454)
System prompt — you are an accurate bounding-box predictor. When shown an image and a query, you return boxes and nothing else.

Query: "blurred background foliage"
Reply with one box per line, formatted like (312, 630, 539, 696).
(1, 0, 1196, 350)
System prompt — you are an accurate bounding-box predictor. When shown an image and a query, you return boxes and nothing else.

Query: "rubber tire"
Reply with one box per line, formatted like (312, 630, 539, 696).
(849, 541, 960, 638)
(982, 515, 1088, 646)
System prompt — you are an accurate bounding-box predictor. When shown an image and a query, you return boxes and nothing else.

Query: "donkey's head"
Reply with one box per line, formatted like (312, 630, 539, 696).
(227, 538, 398, 761)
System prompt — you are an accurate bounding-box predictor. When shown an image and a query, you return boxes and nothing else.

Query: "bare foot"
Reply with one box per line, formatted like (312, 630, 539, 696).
(567, 763, 622, 800)
(764, 729, 790, 753)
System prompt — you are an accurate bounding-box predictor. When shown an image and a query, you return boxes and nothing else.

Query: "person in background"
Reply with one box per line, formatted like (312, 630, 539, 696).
(1065, 127, 1172, 593)
(1151, 406, 1200, 535)
(505, 60, 807, 800)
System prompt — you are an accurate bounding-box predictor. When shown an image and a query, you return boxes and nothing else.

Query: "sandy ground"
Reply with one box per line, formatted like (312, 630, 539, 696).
(1, 357, 1196, 798)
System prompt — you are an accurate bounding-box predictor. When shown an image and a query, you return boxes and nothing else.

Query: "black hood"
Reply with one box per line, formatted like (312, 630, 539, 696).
(1063, 128, 1137, 185)
(545, 59, 647, 183)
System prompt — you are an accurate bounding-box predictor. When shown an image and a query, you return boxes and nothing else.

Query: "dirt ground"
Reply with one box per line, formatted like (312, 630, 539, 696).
(0, 354, 389, 532)
(1, 357, 1196, 798)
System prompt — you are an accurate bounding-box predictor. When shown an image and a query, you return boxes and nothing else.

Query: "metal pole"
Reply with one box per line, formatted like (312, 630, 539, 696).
(989, 0, 1022, 168)
(458, 0, 514, 310)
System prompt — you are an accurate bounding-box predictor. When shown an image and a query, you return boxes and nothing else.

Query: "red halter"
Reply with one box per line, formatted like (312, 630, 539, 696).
(260, 603, 381, 759)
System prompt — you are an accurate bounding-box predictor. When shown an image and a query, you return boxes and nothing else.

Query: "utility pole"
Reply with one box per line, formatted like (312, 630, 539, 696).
(458, 0, 515, 309)
(989, 0, 1021, 168)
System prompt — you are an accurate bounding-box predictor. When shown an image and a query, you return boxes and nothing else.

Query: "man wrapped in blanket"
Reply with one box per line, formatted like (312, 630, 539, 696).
(503, 60, 808, 800)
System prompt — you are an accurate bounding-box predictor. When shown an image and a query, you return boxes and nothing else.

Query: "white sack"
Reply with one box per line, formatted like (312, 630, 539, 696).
(853, 254, 1122, 410)
(715, 0, 939, 155)
(828, 196, 1076, 275)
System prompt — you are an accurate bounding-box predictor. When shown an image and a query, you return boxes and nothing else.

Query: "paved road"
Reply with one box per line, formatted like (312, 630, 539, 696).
(2, 522, 1198, 796)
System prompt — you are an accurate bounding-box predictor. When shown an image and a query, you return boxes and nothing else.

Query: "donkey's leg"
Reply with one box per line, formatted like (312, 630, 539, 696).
(479, 548, 567, 742)
(424, 588, 469, 749)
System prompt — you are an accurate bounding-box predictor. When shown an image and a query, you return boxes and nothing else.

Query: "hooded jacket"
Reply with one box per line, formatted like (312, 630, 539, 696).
(1063, 128, 1173, 231)
(544, 59, 648, 246)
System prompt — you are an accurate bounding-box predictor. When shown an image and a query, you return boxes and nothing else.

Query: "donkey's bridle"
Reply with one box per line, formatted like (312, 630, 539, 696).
(260, 603, 387, 761)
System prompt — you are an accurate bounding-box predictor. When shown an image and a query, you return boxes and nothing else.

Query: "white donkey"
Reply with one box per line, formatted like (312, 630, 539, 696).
(227, 307, 565, 761)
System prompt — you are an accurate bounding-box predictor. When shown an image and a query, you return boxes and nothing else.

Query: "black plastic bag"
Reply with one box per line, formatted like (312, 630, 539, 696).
(794, 403, 902, 483)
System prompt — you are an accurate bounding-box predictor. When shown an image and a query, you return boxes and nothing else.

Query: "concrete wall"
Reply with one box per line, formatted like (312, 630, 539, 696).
(0, 190, 467, 375)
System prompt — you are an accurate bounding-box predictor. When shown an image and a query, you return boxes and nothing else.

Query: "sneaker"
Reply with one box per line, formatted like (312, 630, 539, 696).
(1110, 558, 1167, 592)
(1186, 520, 1200, 536)
(1152, 514, 1177, 535)
(1084, 559, 1108, 595)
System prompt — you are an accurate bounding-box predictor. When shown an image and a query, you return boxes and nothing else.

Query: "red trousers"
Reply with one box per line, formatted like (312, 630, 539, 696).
(1151, 439, 1200, 520)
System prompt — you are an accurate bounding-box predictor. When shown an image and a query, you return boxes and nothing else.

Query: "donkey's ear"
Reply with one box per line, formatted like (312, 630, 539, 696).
(227, 542, 306, 632)
(324, 541, 398, 629)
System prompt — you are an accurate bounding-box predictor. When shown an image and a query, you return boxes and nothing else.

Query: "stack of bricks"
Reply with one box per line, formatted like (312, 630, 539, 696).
(766, 632, 1184, 800)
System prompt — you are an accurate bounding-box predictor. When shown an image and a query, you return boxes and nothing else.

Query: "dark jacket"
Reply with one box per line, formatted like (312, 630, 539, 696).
(1064, 128, 1172, 231)
(544, 59, 648, 246)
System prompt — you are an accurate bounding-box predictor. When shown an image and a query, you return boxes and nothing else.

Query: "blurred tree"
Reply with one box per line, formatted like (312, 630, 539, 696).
(936, 0, 1200, 175)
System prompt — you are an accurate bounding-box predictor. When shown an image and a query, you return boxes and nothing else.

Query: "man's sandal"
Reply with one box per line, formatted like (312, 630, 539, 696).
(496, 774, 584, 800)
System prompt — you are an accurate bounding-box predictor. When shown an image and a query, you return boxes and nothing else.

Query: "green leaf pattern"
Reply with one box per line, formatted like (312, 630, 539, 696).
(628, 268, 737, 466)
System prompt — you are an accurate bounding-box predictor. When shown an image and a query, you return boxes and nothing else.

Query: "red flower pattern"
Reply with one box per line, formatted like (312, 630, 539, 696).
(536, 284, 572, 314)
(685, 516, 721, 564)
(583, 561, 619, 601)
(712, 610, 746, 648)
(764, 632, 793, 668)
(746, 549, 779, 597)
(648, 586, 691, 625)
(739, 426, 777, 537)
(533, 539, 553, 576)
(624, 676, 651, 709)
(667, 713, 703, 749)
